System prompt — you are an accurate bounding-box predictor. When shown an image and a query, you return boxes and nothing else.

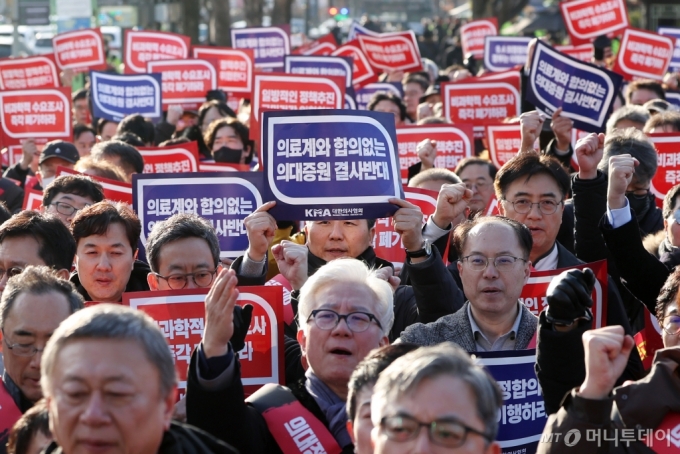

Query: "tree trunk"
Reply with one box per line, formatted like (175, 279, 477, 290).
(181, 0, 200, 43)
(245, 0, 264, 26)
(271, 0, 294, 26)
(211, 0, 232, 46)
(470, 0, 529, 27)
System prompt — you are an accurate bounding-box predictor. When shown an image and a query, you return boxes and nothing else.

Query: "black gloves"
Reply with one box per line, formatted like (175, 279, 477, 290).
(545, 268, 595, 326)
(230, 304, 254, 352)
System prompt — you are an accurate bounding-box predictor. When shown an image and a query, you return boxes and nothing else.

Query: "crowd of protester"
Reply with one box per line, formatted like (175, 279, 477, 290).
(0, 16, 679, 454)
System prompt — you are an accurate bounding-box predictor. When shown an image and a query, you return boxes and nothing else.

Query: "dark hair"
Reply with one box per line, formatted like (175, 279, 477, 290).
(0, 211, 75, 271)
(367, 92, 407, 122)
(7, 399, 50, 454)
(198, 99, 237, 129)
(663, 184, 680, 220)
(0, 202, 11, 226)
(72, 88, 88, 103)
(453, 215, 533, 259)
(43, 175, 105, 208)
(203, 117, 251, 155)
(403, 74, 429, 92)
(626, 79, 665, 104)
(73, 124, 96, 142)
(116, 114, 155, 145)
(598, 128, 658, 185)
(644, 110, 680, 134)
(111, 132, 145, 148)
(494, 153, 570, 200)
(96, 119, 116, 136)
(146, 214, 220, 273)
(455, 157, 498, 179)
(71, 201, 141, 253)
(90, 140, 145, 175)
(180, 125, 210, 159)
(656, 267, 680, 322)
(74, 156, 127, 182)
(346, 343, 419, 420)
(159, 137, 190, 147)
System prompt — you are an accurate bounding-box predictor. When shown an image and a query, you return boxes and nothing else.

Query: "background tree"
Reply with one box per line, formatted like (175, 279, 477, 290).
(471, 0, 530, 27)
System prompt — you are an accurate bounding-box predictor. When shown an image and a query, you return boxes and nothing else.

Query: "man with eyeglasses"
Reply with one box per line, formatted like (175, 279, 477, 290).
(454, 157, 497, 214)
(0, 266, 83, 454)
(41, 175, 104, 227)
(371, 343, 502, 454)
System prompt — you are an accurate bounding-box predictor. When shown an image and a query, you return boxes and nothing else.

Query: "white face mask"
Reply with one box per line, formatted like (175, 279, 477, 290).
(40, 176, 55, 188)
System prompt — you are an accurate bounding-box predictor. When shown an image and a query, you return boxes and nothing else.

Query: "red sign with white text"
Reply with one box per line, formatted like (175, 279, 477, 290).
(460, 18, 498, 58)
(634, 306, 664, 370)
(123, 286, 284, 398)
(147, 59, 217, 110)
(613, 28, 676, 81)
(192, 47, 253, 94)
(139, 141, 199, 173)
(442, 73, 520, 127)
(554, 44, 594, 62)
(521, 260, 608, 328)
(52, 28, 106, 72)
(250, 73, 345, 141)
(649, 133, 680, 203)
(0, 88, 72, 139)
(357, 31, 422, 72)
(0, 55, 59, 90)
(124, 30, 191, 74)
(57, 166, 132, 205)
(486, 124, 522, 169)
(332, 40, 378, 90)
(1, 139, 48, 169)
(560, 0, 628, 45)
(372, 187, 439, 271)
(396, 124, 473, 182)
(22, 189, 43, 211)
(294, 34, 337, 56)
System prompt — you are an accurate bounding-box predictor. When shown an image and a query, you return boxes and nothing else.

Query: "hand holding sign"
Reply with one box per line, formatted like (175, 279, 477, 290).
(417, 139, 437, 171)
(519, 111, 544, 154)
(202, 268, 240, 358)
(578, 326, 635, 400)
(390, 198, 425, 262)
(432, 183, 472, 230)
(272, 241, 308, 291)
(575, 133, 605, 180)
(244, 201, 278, 262)
(607, 155, 638, 210)
(545, 268, 595, 331)
(550, 107, 573, 152)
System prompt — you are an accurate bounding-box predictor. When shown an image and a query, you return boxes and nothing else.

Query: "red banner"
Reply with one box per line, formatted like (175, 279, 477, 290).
(122, 286, 284, 397)
(0, 55, 59, 90)
(22, 188, 42, 211)
(520, 260, 608, 328)
(294, 34, 337, 56)
(371, 187, 439, 272)
(649, 133, 680, 203)
(146, 59, 217, 110)
(613, 28, 676, 81)
(250, 73, 345, 141)
(460, 18, 498, 58)
(560, 0, 628, 45)
(52, 28, 106, 72)
(357, 31, 422, 72)
(57, 166, 132, 205)
(396, 124, 473, 182)
(485, 124, 521, 169)
(0, 88, 72, 140)
(442, 73, 520, 128)
(331, 40, 378, 90)
(192, 47, 253, 94)
(554, 44, 594, 62)
(139, 141, 199, 173)
(124, 30, 191, 74)
(199, 162, 251, 172)
(634, 306, 664, 370)
(1, 139, 49, 169)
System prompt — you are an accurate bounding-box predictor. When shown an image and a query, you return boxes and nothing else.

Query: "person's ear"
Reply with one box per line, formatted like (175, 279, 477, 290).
(148, 273, 159, 291)
(55, 269, 70, 280)
(296, 328, 307, 358)
(346, 420, 356, 443)
(133, 249, 139, 260)
(162, 386, 177, 430)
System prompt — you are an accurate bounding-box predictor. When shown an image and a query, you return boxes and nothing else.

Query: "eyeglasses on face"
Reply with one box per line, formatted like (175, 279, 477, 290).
(306, 309, 382, 332)
(663, 314, 680, 335)
(503, 198, 563, 215)
(153, 269, 218, 290)
(459, 255, 527, 272)
(380, 414, 491, 448)
(50, 201, 89, 217)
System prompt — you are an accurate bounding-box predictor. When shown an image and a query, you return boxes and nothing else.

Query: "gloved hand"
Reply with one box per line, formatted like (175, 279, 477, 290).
(545, 268, 595, 326)
(230, 304, 254, 352)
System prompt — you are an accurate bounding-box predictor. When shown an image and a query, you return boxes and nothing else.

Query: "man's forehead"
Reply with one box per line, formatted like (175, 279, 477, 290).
(506, 174, 561, 196)
(465, 222, 520, 251)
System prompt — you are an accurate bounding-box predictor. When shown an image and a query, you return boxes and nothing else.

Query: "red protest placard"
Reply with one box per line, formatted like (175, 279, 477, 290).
(123, 286, 284, 397)
(520, 260, 608, 328)
(199, 162, 251, 172)
(124, 30, 191, 74)
(560, 0, 628, 45)
(2, 138, 49, 169)
(555, 44, 594, 62)
(460, 18, 498, 58)
(0, 55, 59, 90)
(649, 133, 680, 203)
(332, 40, 378, 90)
(357, 31, 422, 73)
(0, 88, 72, 140)
(147, 59, 217, 111)
(613, 28, 676, 81)
(57, 166, 132, 205)
(250, 73, 345, 141)
(22, 188, 43, 211)
(139, 141, 199, 173)
(294, 34, 337, 56)
(192, 47, 254, 94)
(52, 28, 106, 72)
(442, 73, 520, 128)
(634, 306, 664, 370)
(396, 124, 473, 182)
(371, 187, 439, 272)
(485, 124, 521, 169)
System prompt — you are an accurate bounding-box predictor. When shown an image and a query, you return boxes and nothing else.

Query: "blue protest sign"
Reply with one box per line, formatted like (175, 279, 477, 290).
(667, 91, 680, 109)
(475, 349, 546, 454)
(526, 40, 623, 133)
(347, 21, 381, 41)
(133, 172, 264, 258)
(659, 28, 680, 71)
(284, 55, 353, 89)
(90, 71, 162, 122)
(484, 36, 532, 72)
(345, 92, 357, 109)
(231, 27, 290, 70)
(262, 110, 403, 220)
(355, 83, 403, 110)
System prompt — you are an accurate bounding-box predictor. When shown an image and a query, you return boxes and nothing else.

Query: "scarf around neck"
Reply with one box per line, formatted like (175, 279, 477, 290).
(304, 369, 352, 448)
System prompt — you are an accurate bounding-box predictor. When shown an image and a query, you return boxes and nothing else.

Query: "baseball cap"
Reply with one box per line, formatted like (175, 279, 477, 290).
(39, 141, 80, 165)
